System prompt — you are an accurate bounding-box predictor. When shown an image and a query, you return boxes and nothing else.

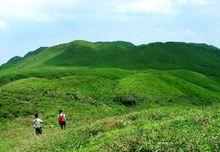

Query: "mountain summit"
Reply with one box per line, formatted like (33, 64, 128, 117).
(1, 40, 220, 76)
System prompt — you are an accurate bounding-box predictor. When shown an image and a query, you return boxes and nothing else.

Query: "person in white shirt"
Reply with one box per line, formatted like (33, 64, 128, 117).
(58, 109, 67, 130)
(33, 113, 43, 135)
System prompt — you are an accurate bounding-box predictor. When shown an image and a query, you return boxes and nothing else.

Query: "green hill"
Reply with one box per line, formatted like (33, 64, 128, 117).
(0, 56, 22, 69)
(0, 40, 220, 151)
(1, 40, 220, 75)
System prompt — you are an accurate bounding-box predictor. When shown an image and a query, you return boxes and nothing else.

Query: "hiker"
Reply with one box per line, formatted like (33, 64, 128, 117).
(33, 113, 43, 135)
(58, 109, 67, 130)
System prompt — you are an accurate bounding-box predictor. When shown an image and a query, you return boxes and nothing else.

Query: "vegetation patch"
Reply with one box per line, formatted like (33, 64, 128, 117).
(0, 41, 220, 151)
(113, 94, 149, 106)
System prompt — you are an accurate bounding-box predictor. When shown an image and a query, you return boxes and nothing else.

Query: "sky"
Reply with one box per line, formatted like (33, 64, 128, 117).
(0, 0, 220, 64)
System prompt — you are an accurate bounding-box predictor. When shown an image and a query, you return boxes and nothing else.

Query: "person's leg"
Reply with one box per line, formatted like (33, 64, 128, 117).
(60, 123, 63, 130)
(39, 127, 42, 134)
(35, 128, 42, 135)
(61, 122, 66, 130)
(63, 122, 66, 130)
(35, 128, 38, 135)
(35, 128, 40, 135)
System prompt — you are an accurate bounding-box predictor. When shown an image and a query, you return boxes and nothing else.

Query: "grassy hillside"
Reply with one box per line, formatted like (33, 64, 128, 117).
(0, 56, 22, 69)
(1, 40, 220, 75)
(1, 68, 220, 118)
(0, 41, 220, 151)
(0, 68, 220, 151)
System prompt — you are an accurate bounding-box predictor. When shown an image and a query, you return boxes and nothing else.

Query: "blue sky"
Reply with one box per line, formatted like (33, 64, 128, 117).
(0, 0, 219, 64)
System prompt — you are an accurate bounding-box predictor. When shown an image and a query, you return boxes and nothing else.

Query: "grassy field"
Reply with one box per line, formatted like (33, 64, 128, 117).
(0, 41, 220, 151)
(0, 67, 219, 151)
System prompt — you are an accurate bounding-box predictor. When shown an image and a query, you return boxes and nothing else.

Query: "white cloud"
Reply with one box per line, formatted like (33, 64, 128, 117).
(190, 0, 215, 5)
(0, 20, 7, 30)
(111, 0, 215, 16)
(177, 0, 188, 4)
(0, 0, 81, 22)
(177, 0, 215, 5)
(116, 0, 177, 16)
(0, 0, 217, 22)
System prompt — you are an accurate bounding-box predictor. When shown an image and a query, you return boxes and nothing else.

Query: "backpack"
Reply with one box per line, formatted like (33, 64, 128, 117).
(58, 114, 65, 124)
(34, 119, 41, 128)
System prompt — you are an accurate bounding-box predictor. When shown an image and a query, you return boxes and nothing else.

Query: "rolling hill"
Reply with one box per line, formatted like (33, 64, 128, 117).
(1, 40, 220, 75)
(0, 40, 220, 151)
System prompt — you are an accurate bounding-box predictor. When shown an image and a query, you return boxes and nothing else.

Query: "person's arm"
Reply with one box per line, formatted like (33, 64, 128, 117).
(38, 119, 43, 123)
(64, 114, 67, 123)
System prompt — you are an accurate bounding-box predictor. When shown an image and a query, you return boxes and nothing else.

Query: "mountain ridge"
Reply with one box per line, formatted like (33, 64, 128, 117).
(1, 40, 220, 76)
(1, 40, 220, 151)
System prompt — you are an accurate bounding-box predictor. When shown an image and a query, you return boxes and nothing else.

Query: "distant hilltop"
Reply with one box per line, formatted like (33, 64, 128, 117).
(1, 40, 220, 76)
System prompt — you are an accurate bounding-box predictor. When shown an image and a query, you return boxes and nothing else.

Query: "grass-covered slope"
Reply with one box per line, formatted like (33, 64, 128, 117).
(0, 40, 220, 151)
(1, 41, 220, 75)
(0, 68, 220, 151)
(1, 68, 219, 119)
(0, 56, 22, 69)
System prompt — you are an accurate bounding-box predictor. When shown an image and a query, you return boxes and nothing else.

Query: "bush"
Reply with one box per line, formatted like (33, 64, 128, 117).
(113, 94, 149, 106)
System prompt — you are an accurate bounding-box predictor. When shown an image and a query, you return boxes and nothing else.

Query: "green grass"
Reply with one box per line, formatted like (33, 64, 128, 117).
(1, 41, 220, 75)
(1, 103, 219, 152)
(0, 67, 220, 151)
(0, 40, 220, 151)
